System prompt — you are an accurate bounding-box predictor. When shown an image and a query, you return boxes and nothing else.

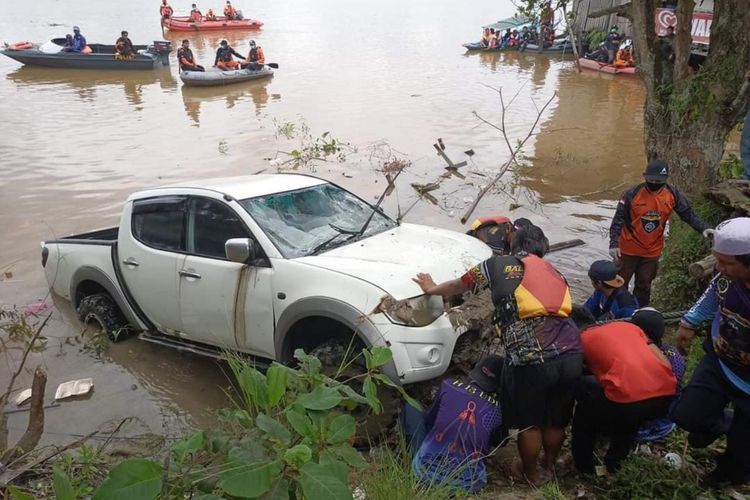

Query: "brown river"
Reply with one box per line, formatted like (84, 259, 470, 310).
(0, 0, 647, 444)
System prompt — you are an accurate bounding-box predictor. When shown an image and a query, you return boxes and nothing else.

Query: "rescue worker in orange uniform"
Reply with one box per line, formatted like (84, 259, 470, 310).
(190, 4, 203, 22)
(241, 40, 265, 70)
(177, 39, 204, 72)
(609, 160, 711, 307)
(214, 39, 244, 69)
(413, 224, 582, 485)
(224, 0, 238, 19)
(205, 8, 217, 20)
(159, 0, 174, 20)
(614, 40, 635, 68)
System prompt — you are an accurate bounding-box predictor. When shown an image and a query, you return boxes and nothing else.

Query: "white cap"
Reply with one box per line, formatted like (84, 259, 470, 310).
(713, 217, 750, 256)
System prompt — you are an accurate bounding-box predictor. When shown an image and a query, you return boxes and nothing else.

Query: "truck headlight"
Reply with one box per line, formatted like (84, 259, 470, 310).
(380, 294, 445, 327)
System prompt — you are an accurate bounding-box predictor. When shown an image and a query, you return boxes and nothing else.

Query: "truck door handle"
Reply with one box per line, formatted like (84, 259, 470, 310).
(122, 257, 139, 267)
(178, 269, 202, 279)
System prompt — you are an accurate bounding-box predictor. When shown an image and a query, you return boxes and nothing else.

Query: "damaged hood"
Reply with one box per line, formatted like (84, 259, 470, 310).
(294, 223, 492, 300)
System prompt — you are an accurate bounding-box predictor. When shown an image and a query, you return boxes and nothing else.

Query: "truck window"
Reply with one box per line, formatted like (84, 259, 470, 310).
(190, 198, 250, 259)
(132, 197, 187, 252)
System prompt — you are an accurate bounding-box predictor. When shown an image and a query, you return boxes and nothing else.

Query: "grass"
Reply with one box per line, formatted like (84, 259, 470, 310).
(358, 443, 453, 500)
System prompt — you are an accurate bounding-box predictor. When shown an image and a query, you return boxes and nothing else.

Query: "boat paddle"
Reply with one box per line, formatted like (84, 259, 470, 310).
(265, 63, 278, 69)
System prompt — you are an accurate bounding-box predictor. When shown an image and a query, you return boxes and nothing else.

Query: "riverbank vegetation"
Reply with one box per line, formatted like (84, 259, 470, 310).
(3, 308, 749, 499)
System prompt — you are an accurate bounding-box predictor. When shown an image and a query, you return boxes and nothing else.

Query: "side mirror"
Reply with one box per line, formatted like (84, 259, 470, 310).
(225, 238, 257, 263)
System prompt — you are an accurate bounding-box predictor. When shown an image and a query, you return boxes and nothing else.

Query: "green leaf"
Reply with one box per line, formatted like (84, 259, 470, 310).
(338, 383, 368, 404)
(294, 348, 321, 376)
(362, 376, 382, 414)
(262, 478, 290, 500)
(237, 366, 269, 409)
(326, 414, 356, 444)
(53, 466, 77, 500)
(219, 458, 281, 498)
(266, 364, 288, 407)
(299, 462, 352, 500)
(285, 409, 314, 438)
(283, 444, 313, 467)
(256, 413, 291, 445)
(297, 386, 342, 410)
(367, 346, 393, 369)
(93, 459, 162, 500)
(373, 374, 422, 410)
(319, 451, 349, 483)
(6, 486, 34, 500)
(172, 430, 204, 464)
(331, 443, 368, 468)
(308, 409, 328, 436)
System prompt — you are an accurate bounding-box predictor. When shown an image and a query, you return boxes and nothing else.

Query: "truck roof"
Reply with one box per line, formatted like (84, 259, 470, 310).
(131, 174, 328, 201)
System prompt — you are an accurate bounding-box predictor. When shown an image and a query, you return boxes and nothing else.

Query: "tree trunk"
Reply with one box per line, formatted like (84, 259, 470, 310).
(629, 0, 750, 193)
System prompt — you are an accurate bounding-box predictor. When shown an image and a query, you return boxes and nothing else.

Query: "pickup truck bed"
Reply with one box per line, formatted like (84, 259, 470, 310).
(53, 227, 119, 243)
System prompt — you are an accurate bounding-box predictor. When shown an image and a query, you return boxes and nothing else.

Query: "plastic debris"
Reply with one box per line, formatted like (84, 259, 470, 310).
(663, 452, 683, 469)
(54, 378, 94, 400)
(14, 388, 32, 406)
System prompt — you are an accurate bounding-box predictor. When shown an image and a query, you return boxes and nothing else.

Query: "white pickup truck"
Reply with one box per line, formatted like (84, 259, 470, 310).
(42, 174, 490, 384)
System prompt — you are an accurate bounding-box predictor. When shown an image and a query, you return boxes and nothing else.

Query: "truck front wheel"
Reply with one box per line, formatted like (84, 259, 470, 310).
(77, 294, 130, 342)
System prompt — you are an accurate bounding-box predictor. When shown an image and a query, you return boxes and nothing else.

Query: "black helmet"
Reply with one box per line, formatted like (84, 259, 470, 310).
(220, 39, 228, 46)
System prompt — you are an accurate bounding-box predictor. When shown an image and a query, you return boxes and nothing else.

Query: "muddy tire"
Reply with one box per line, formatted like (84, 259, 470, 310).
(77, 293, 129, 342)
(310, 339, 401, 444)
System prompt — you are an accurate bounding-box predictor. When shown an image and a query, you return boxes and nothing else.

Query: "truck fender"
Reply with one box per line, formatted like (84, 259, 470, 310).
(275, 297, 400, 384)
(70, 266, 147, 331)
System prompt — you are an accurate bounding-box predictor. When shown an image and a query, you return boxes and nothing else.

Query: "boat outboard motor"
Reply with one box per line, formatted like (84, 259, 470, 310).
(147, 40, 172, 66)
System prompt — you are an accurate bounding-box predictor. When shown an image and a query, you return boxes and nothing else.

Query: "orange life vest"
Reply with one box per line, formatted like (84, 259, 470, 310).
(247, 46, 265, 64)
(8, 41, 33, 50)
(619, 185, 678, 257)
(514, 255, 572, 320)
(160, 4, 173, 16)
(205, 9, 217, 20)
(224, 5, 236, 18)
(190, 9, 202, 21)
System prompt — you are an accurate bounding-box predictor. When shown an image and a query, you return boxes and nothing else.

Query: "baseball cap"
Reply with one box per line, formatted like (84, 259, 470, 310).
(644, 159, 669, 183)
(485, 225, 510, 253)
(469, 355, 505, 393)
(588, 260, 625, 287)
(713, 217, 750, 256)
(630, 308, 665, 344)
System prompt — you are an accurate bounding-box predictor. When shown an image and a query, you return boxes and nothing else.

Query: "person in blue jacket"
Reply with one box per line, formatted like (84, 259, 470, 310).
(64, 26, 87, 52)
(583, 260, 638, 321)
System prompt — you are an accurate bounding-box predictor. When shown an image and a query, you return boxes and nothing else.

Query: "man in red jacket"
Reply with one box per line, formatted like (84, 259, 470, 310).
(608, 160, 710, 306)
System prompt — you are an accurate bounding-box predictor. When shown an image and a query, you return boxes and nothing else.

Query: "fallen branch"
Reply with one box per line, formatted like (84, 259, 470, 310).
(461, 90, 557, 223)
(1, 366, 46, 464)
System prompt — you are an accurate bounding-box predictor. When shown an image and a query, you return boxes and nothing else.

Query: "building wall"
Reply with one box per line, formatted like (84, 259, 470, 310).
(571, 0, 632, 36)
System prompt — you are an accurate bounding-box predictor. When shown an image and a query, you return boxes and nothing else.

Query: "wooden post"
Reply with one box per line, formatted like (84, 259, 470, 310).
(688, 254, 716, 279)
(563, 3, 583, 72)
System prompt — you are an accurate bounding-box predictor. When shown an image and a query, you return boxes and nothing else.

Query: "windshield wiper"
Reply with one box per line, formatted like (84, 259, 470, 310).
(309, 224, 357, 255)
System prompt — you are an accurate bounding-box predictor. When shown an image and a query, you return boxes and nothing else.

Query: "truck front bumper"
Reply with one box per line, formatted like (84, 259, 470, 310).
(371, 314, 466, 385)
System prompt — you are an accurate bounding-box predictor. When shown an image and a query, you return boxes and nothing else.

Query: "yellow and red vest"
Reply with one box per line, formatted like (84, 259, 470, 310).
(513, 255, 572, 319)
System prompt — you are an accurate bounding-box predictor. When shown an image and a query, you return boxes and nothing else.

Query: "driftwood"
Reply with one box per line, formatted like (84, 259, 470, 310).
(703, 179, 750, 216)
(689, 254, 716, 279)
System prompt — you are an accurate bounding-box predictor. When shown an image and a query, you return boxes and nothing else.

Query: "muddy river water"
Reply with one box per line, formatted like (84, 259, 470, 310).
(0, 0, 648, 444)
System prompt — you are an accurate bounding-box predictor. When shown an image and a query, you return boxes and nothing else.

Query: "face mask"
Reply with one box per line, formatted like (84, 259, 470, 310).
(645, 182, 664, 192)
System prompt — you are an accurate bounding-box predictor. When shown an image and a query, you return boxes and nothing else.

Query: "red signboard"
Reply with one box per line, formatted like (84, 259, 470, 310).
(655, 8, 713, 45)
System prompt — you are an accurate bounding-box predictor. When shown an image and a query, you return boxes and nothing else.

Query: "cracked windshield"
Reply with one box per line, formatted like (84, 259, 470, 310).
(2, 0, 750, 498)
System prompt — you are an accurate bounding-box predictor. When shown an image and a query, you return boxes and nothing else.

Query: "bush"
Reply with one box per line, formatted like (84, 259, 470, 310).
(61, 346, 418, 500)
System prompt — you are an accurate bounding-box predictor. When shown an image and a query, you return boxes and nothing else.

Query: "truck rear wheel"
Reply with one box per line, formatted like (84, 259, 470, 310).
(310, 339, 401, 444)
(77, 293, 130, 342)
